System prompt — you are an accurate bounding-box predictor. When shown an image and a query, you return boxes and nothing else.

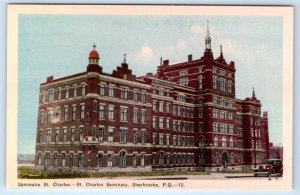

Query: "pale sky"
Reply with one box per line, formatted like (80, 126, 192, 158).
(18, 15, 282, 154)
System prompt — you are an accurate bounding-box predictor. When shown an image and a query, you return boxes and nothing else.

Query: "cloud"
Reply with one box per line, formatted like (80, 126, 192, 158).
(177, 40, 187, 50)
(191, 25, 205, 35)
(140, 46, 154, 61)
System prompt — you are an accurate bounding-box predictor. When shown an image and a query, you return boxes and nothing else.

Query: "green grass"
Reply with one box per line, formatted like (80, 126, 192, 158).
(18, 166, 210, 179)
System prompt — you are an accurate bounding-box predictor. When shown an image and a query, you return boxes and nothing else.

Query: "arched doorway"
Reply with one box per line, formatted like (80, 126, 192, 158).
(222, 152, 229, 168)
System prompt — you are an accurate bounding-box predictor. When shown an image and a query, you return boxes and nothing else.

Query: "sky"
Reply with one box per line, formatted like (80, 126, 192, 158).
(18, 15, 283, 154)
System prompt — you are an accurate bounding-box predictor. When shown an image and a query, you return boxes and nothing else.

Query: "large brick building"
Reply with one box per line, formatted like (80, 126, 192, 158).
(35, 24, 270, 172)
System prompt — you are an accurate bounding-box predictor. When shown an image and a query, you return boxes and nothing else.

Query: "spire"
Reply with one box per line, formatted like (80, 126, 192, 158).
(160, 57, 162, 65)
(252, 86, 256, 98)
(93, 43, 96, 50)
(205, 21, 211, 49)
(123, 53, 127, 63)
(220, 44, 223, 57)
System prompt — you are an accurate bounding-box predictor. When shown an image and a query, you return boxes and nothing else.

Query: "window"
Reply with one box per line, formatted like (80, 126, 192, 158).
(159, 134, 164, 145)
(55, 129, 59, 143)
(64, 107, 68, 121)
(120, 107, 128, 121)
(57, 89, 62, 100)
(40, 110, 44, 123)
(166, 118, 170, 130)
(213, 123, 219, 132)
(158, 152, 165, 165)
(109, 85, 115, 97)
(159, 117, 164, 129)
(121, 87, 128, 99)
(93, 101, 97, 112)
(199, 137, 205, 147)
(199, 76, 203, 89)
(152, 101, 157, 112)
(46, 129, 51, 143)
(222, 137, 227, 147)
(213, 109, 219, 118)
(229, 137, 234, 147)
(229, 125, 234, 134)
(120, 128, 127, 143)
(213, 76, 218, 89)
(173, 105, 177, 115)
(214, 136, 219, 147)
(152, 133, 157, 145)
(119, 151, 126, 167)
(47, 109, 52, 123)
(48, 90, 54, 102)
(63, 128, 67, 142)
(133, 154, 137, 167)
(107, 153, 113, 167)
(166, 135, 170, 146)
(54, 153, 58, 166)
(71, 128, 75, 142)
(178, 136, 181, 146)
(141, 109, 146, 123)
(100, 83, 106, 96)
(173, 121, 177, 131)
(141, 91, 146, 103)
(108, 128, 114, 142)
(41, 92, 46, 103)
(62, 153, 66, 166)
(133, 130, 138, 144)
(79, 127, 84, 141)
(98, 127, 104, 142)
(99, 104, 105, 119)
(109, 105, 115, 120)
(81, 85, 86, 96)
(134, 90, 138, 101)
(65, 88, 69, 99)
(199, 122, 204, 132)
(80, 104, 85, 119)
(133, 108, 138, 123)
(199, 108, 203, 118)
(141, 154, 145, 166)
(72, 105, 76, 120)
(69, 87, 75, 98)
(228, 80, 232, 93)
(70, 153, 74, 167)
(152, 117, 157, 128)
(159, 102, 164, 112)
(56, 108, 61, 122)
(141, 130, 145, 144)
(166, 103, 170, 113)
(173, 135, 177, 146)
(98, 153, 103, 167)
(39, 131, 43, 143)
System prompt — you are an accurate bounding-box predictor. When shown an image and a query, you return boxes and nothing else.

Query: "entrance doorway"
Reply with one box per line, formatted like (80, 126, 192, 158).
(222, 152, 229, 168)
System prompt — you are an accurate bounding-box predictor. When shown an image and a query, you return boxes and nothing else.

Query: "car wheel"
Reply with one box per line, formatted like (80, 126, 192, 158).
(254, 174, 258, 177)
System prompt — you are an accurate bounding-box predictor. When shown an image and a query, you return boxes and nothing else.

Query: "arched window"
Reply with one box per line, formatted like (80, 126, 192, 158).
(119, 151, 126, 167)
(222, 136, 227, 147)
(214, 136, 219, 147)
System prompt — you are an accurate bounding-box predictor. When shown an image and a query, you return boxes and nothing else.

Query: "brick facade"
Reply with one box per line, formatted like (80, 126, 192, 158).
(35, 25, 270, 172)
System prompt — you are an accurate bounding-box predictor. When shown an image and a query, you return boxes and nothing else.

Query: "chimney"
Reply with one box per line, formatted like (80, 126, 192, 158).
(188, 54, 193, 62)
(263, 111, 268, 118)
(146, 72, 153, 77)
(163, 60, 169, 66)
(47, 76, 54, 82)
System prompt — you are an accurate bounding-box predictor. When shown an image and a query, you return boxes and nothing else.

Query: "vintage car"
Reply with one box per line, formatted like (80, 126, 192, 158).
(254, 159, 283, 177)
